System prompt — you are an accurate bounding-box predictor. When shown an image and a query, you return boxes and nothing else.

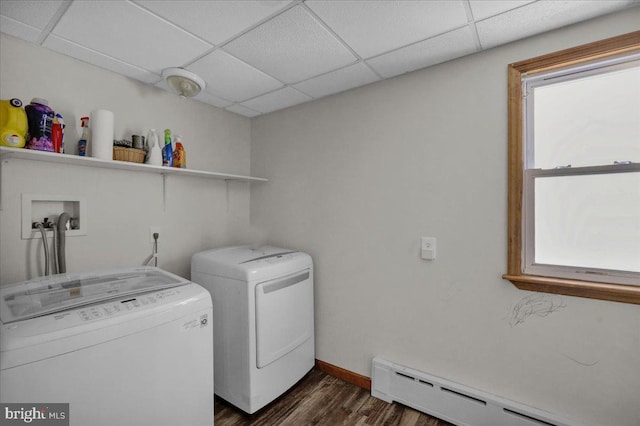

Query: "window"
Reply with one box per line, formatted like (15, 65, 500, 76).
(504, 31, 640, 304)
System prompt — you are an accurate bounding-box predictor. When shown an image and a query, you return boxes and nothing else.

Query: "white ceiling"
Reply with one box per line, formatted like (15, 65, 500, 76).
(1, 0, 637, 117)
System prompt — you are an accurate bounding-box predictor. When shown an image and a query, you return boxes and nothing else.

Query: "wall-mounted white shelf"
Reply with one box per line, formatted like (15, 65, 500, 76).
(0, 146, 267, 182)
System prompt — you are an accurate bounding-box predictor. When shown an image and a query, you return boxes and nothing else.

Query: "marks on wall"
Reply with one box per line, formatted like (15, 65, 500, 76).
(561, 353, 599, 367)
(508, 294, 566, 327)
(507, 294, 602, 368)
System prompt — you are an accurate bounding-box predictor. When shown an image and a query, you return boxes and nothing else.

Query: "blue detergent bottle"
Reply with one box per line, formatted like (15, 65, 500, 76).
(162, 129, 173, 167)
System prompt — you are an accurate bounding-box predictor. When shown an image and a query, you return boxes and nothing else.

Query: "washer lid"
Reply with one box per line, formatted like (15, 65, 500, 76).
(0, 267, 188, 324)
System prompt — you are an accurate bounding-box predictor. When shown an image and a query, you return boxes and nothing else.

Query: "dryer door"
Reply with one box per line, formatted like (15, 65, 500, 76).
(255, 269, 313, 369)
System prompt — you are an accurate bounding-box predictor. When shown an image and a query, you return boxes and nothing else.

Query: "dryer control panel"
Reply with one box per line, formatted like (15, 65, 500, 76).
(262, 253, 295, 265)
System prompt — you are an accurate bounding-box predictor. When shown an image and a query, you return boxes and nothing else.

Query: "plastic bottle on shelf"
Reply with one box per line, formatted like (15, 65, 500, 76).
(173, 135, 186, 168)
(55, 113, 65, 153)
(77, 116, 90, 156)
(0, 98, 28, 148)
(51, 119, 62, 153)
(25, 98, 55, 151)
(146, 129, 162, 166)
(162, 129, 173, 167)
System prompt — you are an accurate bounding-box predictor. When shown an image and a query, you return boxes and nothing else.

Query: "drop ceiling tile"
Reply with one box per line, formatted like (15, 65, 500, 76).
(44, 34, 160, 84)
(134, 0, 291, 45)
(225, 104, 262, 118)
(0, 0, 63, 29)
(367, 27, 477, 79)
(194, 91, 234, 109)
(306, 0, 468, 59)
(293, 62, 380, 98)
(468, 1, 536, 21)
(0, 15, 41, 43)
(224, 5, 357, 84)
(187, 50, 283, 102)
(241, 87, 311, 114)
(476, 0, 637, 49)
(51, 0, 212, 74)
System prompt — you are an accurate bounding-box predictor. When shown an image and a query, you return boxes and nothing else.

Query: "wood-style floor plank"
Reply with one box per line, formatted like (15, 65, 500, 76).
(214, 369, 453, 426)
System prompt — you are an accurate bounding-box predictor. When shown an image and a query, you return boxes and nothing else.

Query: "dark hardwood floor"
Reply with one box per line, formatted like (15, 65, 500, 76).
(214, 368, 453, 425)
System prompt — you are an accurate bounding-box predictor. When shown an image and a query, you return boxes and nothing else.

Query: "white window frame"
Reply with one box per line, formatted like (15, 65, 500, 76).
(523, 165, 639, 285)
(521, 57, 640, 286)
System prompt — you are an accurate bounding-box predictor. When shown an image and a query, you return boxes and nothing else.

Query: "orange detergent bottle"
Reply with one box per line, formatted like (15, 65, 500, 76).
(173, 135, 186, 168)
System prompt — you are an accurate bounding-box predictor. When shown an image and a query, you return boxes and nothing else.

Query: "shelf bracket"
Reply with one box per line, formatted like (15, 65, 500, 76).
(162, 173, 167, 212)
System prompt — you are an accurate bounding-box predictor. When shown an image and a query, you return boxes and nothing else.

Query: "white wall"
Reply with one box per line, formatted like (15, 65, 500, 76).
(250, 9, 640, 426)
(0, 34, 254, 283)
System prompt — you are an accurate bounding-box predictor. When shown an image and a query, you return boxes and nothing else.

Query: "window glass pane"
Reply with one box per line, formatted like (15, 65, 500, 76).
(534, 172, 640, 272)
(533, 65, 640, 169)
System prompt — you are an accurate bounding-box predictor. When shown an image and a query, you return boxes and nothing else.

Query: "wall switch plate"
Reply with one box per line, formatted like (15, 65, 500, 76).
(421, 237, 436, 260)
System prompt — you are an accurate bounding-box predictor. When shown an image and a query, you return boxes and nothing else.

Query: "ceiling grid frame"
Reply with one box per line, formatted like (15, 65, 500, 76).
(0, 0, 636, 117)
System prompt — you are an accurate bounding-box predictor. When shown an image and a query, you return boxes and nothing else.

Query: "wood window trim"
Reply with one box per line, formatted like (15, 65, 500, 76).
(503, 30, 640, 305)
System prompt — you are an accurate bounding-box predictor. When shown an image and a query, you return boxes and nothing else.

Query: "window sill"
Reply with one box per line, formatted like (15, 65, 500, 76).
(503, 274, 640, 305)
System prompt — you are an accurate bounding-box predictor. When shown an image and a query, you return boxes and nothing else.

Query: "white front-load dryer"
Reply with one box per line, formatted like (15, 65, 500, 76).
(0, 267, 213, 426)
(191, 246, 314, 414)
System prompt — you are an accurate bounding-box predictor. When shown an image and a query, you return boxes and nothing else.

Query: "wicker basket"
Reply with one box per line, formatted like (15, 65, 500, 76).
(113, 146, 146, 163)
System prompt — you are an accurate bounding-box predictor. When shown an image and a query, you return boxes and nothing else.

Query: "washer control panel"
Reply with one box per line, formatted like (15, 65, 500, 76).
(76, 289, 181, 322)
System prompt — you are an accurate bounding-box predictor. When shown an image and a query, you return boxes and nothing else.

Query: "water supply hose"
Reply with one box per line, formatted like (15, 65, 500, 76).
(35, 223, 50, 276)
(51, 223, 59, 275)
(154, 233, 158, 267)
(141, 233, 159, 267)
(142, 252, 154, 266)
(57, 212, 71, 273)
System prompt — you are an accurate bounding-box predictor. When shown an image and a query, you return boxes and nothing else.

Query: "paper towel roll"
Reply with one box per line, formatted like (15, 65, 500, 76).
(91, 109, 114, 160)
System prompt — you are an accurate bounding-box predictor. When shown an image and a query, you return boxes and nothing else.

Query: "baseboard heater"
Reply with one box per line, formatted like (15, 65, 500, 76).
(371, 357, 580, 426)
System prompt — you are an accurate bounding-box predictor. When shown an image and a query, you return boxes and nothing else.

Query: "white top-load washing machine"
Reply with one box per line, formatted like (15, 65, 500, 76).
(191, 246, 314, 414)
(0, 267, 213, 426)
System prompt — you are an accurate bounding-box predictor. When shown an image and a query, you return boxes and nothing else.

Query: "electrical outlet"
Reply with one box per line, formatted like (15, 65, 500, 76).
(421, 237, 436, 260)
(149, 226, 161, 243)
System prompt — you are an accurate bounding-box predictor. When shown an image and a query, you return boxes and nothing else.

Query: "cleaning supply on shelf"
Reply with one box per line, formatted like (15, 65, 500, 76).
(51, 119, 62, 153)
(162, 128, 173, 167)
(91, 109, 114, 160)
(25, 98, 55, 151)
(0, 98, 28, 148)
(77, 117, 89, 156)
(146, 129, 162, 166)
(55, 113, 65, 153)
(173, 135, 186, 168)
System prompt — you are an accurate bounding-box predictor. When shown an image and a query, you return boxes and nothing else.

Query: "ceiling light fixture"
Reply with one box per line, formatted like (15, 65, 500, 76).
(162, 68, 206, 99)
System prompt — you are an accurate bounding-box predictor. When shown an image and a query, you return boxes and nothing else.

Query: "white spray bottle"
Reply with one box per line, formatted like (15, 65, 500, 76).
(146, 129, 162, 166)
